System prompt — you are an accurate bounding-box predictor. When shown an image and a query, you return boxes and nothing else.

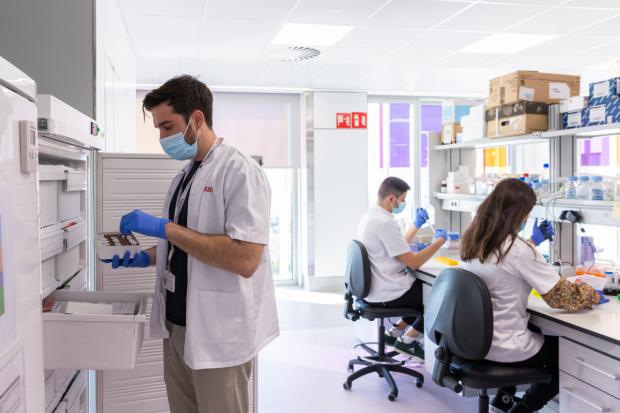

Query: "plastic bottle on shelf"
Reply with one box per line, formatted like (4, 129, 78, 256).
(565, 176, 578, 199)
(541, 163, 550, 181)
(589, 176, 605, 201)
(603, 177, 614, 201)
(577, 176, 590, 200)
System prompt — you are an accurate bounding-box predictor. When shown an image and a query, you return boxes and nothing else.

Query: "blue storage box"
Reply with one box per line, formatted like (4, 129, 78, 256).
(561, 110, 583, 129)
(583, 98, 620, 127)
(589, 77, 620, 106)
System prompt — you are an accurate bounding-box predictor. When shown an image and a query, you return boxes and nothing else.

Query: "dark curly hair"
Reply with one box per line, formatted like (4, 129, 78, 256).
(143, 75, 214, 128)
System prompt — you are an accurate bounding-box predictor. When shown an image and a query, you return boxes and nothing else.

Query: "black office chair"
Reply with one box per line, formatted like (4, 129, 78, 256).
(425, 268, 553, 413)
(342, 240, 424, 401)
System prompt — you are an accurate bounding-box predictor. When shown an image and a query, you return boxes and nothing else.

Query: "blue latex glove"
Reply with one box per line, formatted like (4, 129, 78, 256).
(596, 290, 609, 305)
(120, 209, 170, 239)
(414, 208, 429, 229)
(531, 218, 554, 246)
(101, 251, 151, 269)
(434, 229, 448, 241)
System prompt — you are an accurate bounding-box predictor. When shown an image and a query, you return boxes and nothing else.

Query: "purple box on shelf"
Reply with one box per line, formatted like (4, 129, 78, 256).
(589, 77, 620, 106)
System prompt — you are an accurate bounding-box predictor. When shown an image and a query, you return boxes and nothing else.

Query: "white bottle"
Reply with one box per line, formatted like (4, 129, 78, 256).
(589, 176, 605, 201)
(577, 176, 590, 200)
(565, 176, 578, 199)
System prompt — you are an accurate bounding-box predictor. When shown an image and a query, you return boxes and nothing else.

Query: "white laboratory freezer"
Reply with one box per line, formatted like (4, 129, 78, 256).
(0, 55, 45, 413)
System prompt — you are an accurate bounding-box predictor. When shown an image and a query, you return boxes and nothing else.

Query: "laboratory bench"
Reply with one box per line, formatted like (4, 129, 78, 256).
(415, 258, 620, 413)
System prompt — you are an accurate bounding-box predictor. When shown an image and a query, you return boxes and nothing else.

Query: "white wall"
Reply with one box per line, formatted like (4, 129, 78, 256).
(0, 0, 95, 117)
(307, 92, 368, 289)
(96, 0, 137, 153)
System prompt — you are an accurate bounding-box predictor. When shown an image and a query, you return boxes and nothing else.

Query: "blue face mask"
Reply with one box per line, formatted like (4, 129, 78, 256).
(519, 222, 526, 232)
(160, 122, 199, 160)
(392, 200, 406, 215)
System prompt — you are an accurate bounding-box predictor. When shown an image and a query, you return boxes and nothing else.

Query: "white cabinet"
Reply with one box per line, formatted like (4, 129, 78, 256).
(560, 371, 620, 413)
(559, 338, 620, 413)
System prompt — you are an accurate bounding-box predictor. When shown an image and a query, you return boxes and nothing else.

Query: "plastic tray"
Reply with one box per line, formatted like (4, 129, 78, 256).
(42, 290, 148, 370)
(96, 232, 141, 261)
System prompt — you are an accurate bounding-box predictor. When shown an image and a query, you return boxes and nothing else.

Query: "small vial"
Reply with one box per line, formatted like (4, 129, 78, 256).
(565, 176, 578, 200)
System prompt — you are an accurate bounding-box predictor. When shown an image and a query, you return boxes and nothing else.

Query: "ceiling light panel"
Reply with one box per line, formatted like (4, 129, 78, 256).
(366, 0, 471, 29)
(289, 0, 389, 25)
(437, 3, 545, 32)
(337, 27, 424, 49)
(272, 23, 354, 46)
(461, 33, 556, 54)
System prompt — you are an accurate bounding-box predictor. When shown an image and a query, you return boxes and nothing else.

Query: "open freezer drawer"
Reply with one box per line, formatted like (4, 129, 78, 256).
(42, 290, 148, 370)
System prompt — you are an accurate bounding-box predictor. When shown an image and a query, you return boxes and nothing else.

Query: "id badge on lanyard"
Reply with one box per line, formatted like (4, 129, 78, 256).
(165, 138, 223, 293)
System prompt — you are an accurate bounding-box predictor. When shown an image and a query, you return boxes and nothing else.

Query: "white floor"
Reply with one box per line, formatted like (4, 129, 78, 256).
(258, 287, 480, 413)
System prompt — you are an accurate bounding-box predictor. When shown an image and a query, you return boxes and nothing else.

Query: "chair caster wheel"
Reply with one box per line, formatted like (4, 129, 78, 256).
(388, 393, 397, 401)
(343, 382, 352, 391)
(416, 380, 423, 388)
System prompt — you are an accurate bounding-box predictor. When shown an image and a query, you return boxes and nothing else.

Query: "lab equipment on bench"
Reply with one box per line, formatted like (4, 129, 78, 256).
(565, 176, 578, 199)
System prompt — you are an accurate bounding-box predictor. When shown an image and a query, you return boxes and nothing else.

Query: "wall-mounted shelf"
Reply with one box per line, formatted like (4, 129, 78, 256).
(433, 122, 620, 151)
(435, 193, 620, 227)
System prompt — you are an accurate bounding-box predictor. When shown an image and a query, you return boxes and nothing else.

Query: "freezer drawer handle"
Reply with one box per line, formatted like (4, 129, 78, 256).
(574, 357, 620, 381)
(562, 387, 609, 412)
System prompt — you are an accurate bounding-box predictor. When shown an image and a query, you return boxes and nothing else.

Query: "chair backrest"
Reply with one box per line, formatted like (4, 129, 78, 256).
(425, 267, 493, 361)
(344, 240, 371, 299)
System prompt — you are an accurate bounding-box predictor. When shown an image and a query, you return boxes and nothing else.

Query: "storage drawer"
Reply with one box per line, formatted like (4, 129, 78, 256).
(40, 225, 64, 261)
(62, 371, 86, 413)
(58, 190, 81, 222)
(44, 371, 55, 408)
(65, 171, 87, 192)
(560, 338, 620, 397)
(55, 245, 80, 283)
(43, 290, 148, 370)
(59, 269, 87, 292)
(39, 180, 59, 228)
(53, 370, 76, 393)
(41, 257, 58, 295)
(62, 221, 86, 251)
(560, 371, 620, 413)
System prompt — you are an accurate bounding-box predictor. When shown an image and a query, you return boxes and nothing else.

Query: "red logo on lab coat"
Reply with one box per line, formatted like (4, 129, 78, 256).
(204, 186, 214, 193)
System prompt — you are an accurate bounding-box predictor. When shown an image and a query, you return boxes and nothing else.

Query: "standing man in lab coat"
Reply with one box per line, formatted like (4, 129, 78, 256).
(106, 75, 279, 413)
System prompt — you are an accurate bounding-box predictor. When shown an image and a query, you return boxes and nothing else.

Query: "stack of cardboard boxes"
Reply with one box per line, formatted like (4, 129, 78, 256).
(561, 77, 620, 129)
(440, 99, 472, 144)
(485, 71, 581, 138)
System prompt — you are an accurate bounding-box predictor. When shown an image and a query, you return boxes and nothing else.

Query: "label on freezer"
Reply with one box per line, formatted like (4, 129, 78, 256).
(592, 81, 610, 98)
(519, 86, 535, 101)
(567, 112, 581, 128)
(589, 105, 606, 123)
(549, 82, 570, 99)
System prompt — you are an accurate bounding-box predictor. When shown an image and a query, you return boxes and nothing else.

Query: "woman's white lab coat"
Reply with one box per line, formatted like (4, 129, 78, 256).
(150, 141, 279, 370)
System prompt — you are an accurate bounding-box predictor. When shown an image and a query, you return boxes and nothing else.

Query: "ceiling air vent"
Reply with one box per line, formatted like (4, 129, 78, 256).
(270, 46, 320, 62)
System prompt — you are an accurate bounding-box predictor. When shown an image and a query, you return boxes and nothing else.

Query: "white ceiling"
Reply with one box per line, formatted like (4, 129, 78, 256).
(118, 0, 620, 95)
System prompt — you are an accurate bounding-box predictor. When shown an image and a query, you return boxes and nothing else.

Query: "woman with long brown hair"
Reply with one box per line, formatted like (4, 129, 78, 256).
(460, 178, 602, 413)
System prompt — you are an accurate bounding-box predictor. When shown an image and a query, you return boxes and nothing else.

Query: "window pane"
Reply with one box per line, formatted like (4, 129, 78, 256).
(264, 169, 295, 281)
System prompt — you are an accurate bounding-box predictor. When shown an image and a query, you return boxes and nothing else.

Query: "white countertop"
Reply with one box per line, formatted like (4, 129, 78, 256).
(415, 257, 620, 346)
